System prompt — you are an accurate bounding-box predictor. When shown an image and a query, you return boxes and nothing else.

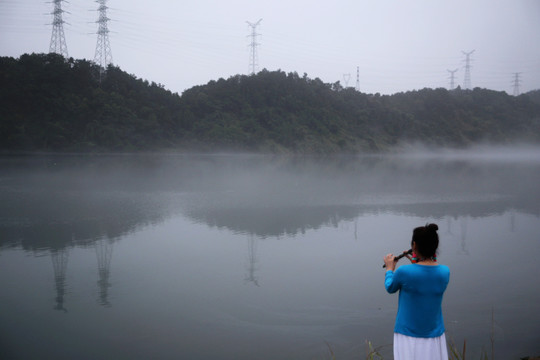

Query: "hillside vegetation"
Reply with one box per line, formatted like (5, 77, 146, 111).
(1, 53, 539, 153)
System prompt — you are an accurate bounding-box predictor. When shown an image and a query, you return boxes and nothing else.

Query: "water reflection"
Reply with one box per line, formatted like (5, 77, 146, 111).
(0, 189, 175, 252)
(185, 205, 363, 238)
(51, 248, 69, 312)
(458, 217, 469, 255)
(50, 238, 115, 310)
(1, 152, 540, 360)
(245, 234, 260, 286)
(183, 196, 531, 239)
(509, 209, 516, 232)
(95, 238, 113, 307)
(1, 153, 540, 300)
(1, 152, 539, 252)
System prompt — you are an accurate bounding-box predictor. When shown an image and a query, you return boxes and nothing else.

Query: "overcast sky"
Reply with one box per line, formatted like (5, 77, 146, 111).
(1, 0, 539, 95)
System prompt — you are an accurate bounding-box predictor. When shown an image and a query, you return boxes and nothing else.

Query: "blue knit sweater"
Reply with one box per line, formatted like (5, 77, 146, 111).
(385, 264, 450, 338)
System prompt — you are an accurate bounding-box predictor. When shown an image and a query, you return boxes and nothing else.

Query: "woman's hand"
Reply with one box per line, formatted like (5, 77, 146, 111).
(384, 253, 396, 271)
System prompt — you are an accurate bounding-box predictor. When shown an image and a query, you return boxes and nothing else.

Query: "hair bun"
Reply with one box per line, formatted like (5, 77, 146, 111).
(426, 223, 439, 232)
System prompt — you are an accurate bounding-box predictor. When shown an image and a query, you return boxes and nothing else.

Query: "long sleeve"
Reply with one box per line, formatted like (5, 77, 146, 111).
(385, 270, 400, 293)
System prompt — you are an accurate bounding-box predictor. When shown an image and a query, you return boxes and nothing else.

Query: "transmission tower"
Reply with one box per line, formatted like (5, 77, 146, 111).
(356, 66, 360, 91)
(48, 0, 69, 58)
(342, 73, 351, 88)
(512, 72, 522, 96)
(94, 0, 113, 72)
(462, 50, 475, 89)
(246, 19, 262, 75)
(447, 68, 458, 90)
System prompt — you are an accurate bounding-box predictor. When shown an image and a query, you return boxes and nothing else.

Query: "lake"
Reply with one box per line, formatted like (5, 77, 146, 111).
(1, 149, 539, 359)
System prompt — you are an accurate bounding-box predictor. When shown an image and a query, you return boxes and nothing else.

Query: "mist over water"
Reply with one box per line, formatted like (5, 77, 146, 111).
(1, 148, 539, 359)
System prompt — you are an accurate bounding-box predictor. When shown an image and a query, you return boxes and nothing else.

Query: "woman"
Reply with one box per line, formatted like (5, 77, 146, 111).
(383, 223, 450, 360)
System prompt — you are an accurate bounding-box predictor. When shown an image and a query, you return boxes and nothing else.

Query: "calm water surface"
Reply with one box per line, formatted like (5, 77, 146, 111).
(1, 150, 539, 359)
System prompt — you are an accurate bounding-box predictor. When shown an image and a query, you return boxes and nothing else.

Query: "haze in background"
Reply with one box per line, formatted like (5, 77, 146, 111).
(1, 148, 539, 359)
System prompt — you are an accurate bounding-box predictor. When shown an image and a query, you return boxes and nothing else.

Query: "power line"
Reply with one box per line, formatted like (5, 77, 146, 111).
(48, 0, 68, 57)
(246, 18, 262, 75)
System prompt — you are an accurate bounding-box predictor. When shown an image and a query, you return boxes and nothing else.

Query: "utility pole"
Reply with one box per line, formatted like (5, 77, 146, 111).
(462, 50, 475, 89)
(512, 72, 522, 96)
(246, 19, 262, 75)
(356, 66, 360, 91)
(447, 68, 458, 90)
(48, 0, 69, 58)
(94, 0, 113, 75)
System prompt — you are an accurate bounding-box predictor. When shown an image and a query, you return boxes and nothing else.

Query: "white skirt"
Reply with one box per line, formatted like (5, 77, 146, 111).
(393, 332, 448, 360)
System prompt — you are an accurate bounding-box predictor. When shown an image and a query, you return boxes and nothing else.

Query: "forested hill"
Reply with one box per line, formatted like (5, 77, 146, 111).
(1, 53, 540, 153)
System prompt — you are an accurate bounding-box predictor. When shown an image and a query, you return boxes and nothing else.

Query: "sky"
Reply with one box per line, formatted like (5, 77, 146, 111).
(1, 0, 540, 95)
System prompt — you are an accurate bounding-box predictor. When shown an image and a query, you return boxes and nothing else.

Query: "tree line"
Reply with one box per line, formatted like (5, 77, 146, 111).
(1, 53, 539, 154)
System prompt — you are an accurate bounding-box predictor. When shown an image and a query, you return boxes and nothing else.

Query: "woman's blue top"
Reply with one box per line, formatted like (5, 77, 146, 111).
(385, 264, 450, 338)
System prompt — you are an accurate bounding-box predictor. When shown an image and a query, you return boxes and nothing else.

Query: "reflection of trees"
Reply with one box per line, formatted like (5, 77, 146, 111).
(51, 248, 69, 312)
(1, 153, 539, 249)
(0, 191, 173, 251)
(183, 197, 534, 239)
(2, 153, 538, 318)
(2, 190, 534, 250)
(185, 205, 362, 238)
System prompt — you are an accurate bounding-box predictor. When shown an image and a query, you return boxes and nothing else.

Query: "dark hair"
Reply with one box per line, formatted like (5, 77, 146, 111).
(411, 223, 439, 258)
